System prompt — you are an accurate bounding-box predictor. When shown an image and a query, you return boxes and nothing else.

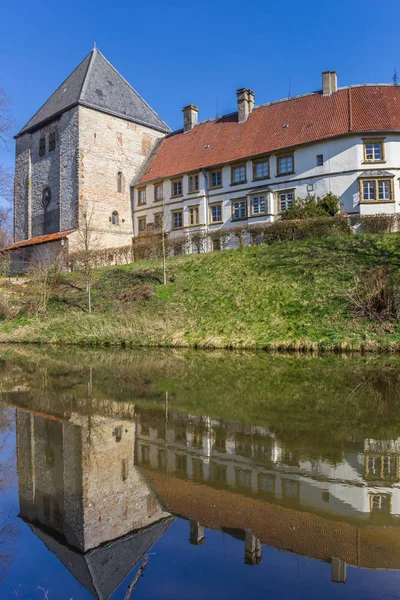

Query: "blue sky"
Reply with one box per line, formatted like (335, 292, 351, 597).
(1, 0, 399, 178)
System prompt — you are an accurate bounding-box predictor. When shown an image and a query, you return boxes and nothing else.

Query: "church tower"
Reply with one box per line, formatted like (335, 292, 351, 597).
(13, 47, 169, 259)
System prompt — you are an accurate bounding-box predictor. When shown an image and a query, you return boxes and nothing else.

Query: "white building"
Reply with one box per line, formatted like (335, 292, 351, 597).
(133, 72, 400, 251)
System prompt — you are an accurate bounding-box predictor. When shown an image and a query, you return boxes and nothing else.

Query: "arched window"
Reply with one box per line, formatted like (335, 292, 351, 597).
(111, 211, 119, 225)
(117, 171, 124, 193)
(42, 187, 51, 208)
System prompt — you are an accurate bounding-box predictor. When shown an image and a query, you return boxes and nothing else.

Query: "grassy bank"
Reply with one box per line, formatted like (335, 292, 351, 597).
(2, 233, 400, 350)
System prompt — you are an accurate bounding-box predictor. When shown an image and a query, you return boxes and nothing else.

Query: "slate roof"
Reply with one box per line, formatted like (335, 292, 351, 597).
(139, 85, 400, 183)
(3, 230, 75, 251)
(17, 48, 170, 136)
(26, 517, 174, 600)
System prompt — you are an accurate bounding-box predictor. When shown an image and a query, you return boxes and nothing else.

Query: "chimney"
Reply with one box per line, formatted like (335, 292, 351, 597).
(322, 71, 338, 96)
(237, 88, 255, 123)
(183, 104, 198, 132)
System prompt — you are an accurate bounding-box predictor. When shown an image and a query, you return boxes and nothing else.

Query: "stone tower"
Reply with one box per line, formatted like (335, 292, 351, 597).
(13, 47, 169, 255)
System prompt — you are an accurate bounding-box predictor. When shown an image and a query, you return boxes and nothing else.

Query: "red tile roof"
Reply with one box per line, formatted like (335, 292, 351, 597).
(140, 85, 400, 183)
(3, 230, 75, 251)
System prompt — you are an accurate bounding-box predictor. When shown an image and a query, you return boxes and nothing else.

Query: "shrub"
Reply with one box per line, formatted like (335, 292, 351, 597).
(189, 231, 207, 254)
(0, 293, 18, 320)
(359, 215, 395, 234)
(280, 193, 341, 220)
(168, 235, 189, 256)
(119, 284, 155, 302)
(228, 226, 248, 248)
(209, 229, 231, 251)
(346, 267, 400, 325)
(263, 216, 350, 244)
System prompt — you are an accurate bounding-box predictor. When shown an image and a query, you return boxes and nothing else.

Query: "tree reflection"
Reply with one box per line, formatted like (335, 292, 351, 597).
(0, 403, 18, 583)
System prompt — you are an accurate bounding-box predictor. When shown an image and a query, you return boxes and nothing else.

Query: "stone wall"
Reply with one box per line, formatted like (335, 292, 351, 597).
(13, 107, 79, 242)
(74, 106, 165, 252)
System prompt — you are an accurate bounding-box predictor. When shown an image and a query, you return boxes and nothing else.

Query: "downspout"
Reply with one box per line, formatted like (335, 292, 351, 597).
(201, 169, 209, 251)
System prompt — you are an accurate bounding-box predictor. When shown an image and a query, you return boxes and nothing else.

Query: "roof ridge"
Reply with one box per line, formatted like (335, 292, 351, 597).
(79, 48, 96, 101)
(93, 48, 170, 132)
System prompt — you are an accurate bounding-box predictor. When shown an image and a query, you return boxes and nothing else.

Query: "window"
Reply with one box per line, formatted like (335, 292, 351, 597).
(188, 174, 199, 193)
(154, 184, 163, 201)
(210, 170, 222, 188)
(176, 454, 187, 472)
(212, 463, 227, 483)
(232, 198, 247, 221)
(364, 140, 384, 162)
(278, 190, 295, 212)
(39, 136, 46, 156)
(172, 210, 183, 229)
(370, 493, 391, 514)
(154, 212, 162, 230)
(121, 458, 128, 482)
(138, 216, 146, 234)
(231, 164, 246, 184)
(277, 154, 294, 175)
(235, 469, 251, 488)
(138, 188, 146, 205)
(141, 445, 150, 464)
(322, 491, 330, 503)
(158, 450, 167, 469)
(360, 178, 393, 202)
(171, 179, 183, 197)
(251, 195, 267, 215)
(210, 203, 223, 223)
(258, 473, 275, 494)
(113, 426, 123, 442)
(49, 132, 56, 152)
(316, 154, 324, 166)
(282, 479, 300, 500)
(192, 458, 204, 480)
(117, 171, 124, 193)
(253, 159, 269, 180)
(111, 211, 119, 225)
(41, 187, 51, 208)
(189, 206, 200, 226)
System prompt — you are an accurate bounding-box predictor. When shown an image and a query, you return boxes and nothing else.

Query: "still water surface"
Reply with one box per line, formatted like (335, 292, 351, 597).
(1, 347, 400, 598)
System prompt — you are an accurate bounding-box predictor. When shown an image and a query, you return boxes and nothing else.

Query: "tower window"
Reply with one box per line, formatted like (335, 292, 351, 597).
(39, 136, 46, 156)
(42, 188, 51, 208)
(111, 211, 120, 225)
(117, 171, 124, 193)
(49, 132, 56, 152)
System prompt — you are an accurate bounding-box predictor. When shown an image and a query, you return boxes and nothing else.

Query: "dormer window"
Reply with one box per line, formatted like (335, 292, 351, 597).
(39, 136, 46, 156)
(49, 132, 56, 152)
(111, 211, 120, 225)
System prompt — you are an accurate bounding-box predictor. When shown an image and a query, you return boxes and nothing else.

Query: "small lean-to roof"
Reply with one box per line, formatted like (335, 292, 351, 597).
(17, 48, 170, 136)
(139, 85, 400, 183)
(3, 230, 75, 251)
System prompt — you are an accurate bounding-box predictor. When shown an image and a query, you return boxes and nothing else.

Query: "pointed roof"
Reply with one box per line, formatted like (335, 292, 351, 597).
(25, 517, 174, 600)
(17, 48, 170, 136)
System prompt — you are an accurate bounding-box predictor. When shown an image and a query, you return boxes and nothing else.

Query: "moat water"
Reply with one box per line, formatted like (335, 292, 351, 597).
(1, 347, 400, 599)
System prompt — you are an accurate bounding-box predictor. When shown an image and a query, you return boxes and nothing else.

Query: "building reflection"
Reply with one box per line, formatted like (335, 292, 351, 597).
(6, 390, 400, 595)
(13, 397, 172, 600)
(135, 409, 400, 523)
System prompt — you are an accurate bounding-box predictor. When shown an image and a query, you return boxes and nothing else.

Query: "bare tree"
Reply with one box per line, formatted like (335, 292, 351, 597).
(0, 88, 14, 209)
(26, 248, 64, 314)
(159, 196, 169, 285)
(74, 201, 100, 313)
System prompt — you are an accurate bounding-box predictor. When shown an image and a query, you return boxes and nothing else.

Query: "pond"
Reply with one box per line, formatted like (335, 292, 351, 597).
(1, 347, 400, 599)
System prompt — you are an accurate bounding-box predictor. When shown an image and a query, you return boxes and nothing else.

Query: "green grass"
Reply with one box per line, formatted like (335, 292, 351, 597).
(2, 233, 400, 349)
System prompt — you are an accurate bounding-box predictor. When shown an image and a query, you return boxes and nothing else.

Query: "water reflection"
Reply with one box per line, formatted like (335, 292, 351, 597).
(2, 349, 400, 597)
(13, 396, 172, 599)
